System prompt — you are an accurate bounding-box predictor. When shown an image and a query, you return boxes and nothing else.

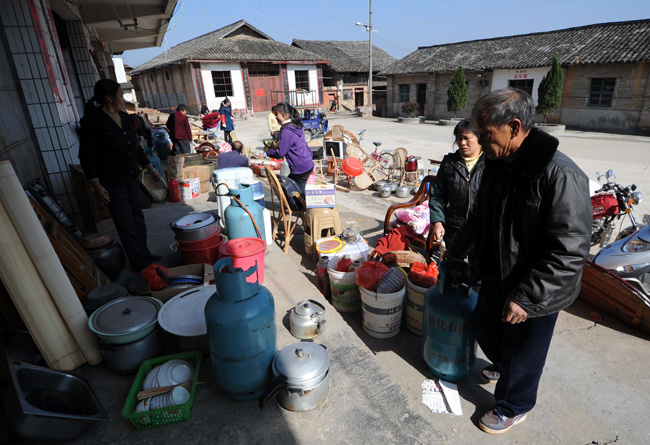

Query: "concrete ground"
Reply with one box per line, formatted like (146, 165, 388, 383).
(56, 112, 650, 444)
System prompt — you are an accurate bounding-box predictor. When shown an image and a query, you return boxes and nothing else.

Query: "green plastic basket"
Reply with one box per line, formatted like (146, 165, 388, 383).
(121, 350, 202, 430)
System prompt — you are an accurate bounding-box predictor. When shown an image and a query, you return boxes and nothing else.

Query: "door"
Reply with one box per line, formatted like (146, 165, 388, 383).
(247, 64, 281, 112)
(417, 84, 426, 116)
(355, 88, 364, 108)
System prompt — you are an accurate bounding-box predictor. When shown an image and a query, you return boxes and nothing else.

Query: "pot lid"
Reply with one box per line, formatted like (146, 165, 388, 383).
(158, 286, 213, 336)
(171, 213, 216, 230)
(218, 238, 266, 257)
(90, 297, 161, 335)
(294, 299, 325, 317)
(273, 342, 330, 388)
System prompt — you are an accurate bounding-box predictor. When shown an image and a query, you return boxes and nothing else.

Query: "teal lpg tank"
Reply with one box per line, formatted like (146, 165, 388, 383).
(224, 183, 265, 241)
(422, 260, 478, 382)
(205, 257, 276, 400)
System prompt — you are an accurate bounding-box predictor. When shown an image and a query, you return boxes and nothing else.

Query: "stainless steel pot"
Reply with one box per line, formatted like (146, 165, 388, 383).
(395, 185, 411, 198)
(388, 182, 398, 192)
(171, 213, 220, 242)
(378, 184, 392, 198)
(373, 179, 387, 191)
(158, 286, 213, 351)
(259, 342, 331, 412)
(88, 296, 162, 345)
(98, 327, 165, 374)
(290, 299, 326, 339)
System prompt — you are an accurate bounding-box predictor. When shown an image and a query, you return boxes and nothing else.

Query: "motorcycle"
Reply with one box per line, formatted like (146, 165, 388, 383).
(590, 169, 643, 247)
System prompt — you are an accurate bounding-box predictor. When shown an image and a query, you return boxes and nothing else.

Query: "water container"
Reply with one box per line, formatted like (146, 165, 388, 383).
(214, 167, 255, 226)
(327, 256, 360, 312)
(205, 257, 277, 400)
(224, 184, 266, 241)
(422, 260, 478, 382)
(405, 277, 429, 336)
(360, 285, 406, 339)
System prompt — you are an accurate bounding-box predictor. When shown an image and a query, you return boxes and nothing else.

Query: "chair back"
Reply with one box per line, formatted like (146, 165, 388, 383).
(393, 148, 408, 167)
(265, 166, 289, 211)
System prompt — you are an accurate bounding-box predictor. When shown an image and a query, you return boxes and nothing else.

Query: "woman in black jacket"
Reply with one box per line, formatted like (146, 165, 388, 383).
(428, 119, 485, 245)
(79, 79, 162, 272)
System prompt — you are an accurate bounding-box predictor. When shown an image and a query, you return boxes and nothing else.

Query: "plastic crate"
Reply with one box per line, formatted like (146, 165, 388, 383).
(121, 351, 202, 430)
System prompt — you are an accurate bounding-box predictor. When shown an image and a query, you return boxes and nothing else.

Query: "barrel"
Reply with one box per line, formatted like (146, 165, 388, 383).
(327, 256, 360, 312)
(405, 277, 429, 336)
(217, 237, 266, 284)
(182, 161, 215, 193)
(360, 286, 406, 339)
(177, 233, 225, 265)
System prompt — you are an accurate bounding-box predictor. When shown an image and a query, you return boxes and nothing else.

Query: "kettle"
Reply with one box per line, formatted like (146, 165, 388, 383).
(290, 299, 326, 339)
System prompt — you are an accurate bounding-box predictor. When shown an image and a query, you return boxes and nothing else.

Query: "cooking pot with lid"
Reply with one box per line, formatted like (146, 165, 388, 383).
(88, 296, 162, 345)
(258, 342, 331, 412)
(378, 184, 392, 198)
(395, 185, 411, 198)
(170, 212, 221, 241)
(290, 299, 326, 339)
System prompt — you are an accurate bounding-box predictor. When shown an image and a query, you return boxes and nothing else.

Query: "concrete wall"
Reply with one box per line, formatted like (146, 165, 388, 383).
(287, 64, 320, 105)
(200, 62, 246, 111)
(492, 66, 552, 104)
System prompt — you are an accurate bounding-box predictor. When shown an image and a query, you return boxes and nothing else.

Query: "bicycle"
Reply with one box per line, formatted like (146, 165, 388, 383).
(356, 130, 393, 177)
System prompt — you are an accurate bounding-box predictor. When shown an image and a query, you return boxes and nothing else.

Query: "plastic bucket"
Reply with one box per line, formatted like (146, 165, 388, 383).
(360, 286, 406, 339)
(405, 277, 429, 336)
(177, 233, 225, 265)
(217, 237, 266, 284)
(327, 256, 360, 312)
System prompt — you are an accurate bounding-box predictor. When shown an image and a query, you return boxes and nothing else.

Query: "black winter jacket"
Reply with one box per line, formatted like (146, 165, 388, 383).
(429, 150, 485, 241)
(79, 108, 150, 184)
(448, 129, 592, 317)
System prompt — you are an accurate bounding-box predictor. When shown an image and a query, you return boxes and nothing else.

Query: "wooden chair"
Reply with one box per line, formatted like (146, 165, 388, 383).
(345, 143, 386, 190)
(265, 166, 306, 253)
(329, 148, 351, 193)
(390, 147, 408, 186)
(383, 175, 441, 256)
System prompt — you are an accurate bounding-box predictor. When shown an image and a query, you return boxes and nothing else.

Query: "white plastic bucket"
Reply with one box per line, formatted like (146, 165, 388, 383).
(405, 277, 430, 336)
(214, 167, 255, 225)
(327, 256, 360, 312)
(360, 285, 406, 339)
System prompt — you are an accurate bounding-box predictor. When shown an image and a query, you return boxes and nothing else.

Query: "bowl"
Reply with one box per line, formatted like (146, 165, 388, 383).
(341, 157, 363, 177)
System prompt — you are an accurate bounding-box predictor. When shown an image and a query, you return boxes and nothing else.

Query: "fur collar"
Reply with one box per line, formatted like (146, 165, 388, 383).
(509, 128, 559, 175)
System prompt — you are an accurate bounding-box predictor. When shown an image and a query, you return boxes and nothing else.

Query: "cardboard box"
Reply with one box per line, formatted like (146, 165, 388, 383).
(151, 263, 214, 303)
(179, 177, 201, 200)
(305, 184, 335, 208)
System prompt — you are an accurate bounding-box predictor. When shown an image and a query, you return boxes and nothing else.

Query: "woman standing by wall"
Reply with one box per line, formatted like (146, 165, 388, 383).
(79, 79, 162, 272)
(219, 98, 234, 144)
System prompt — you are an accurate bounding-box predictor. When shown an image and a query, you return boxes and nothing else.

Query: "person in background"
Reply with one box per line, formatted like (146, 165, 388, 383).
(166, 104, 193, 155)
(216, 140, 249, 169)
(268, 110, 281, 142)
(219, 98, 234, 144)
(267, 102, 314, 194)
(79, 79, 162, 272)
(329, 98, 337, 112)
(447, 89, 592, 434)
(429, 119, 485, 245)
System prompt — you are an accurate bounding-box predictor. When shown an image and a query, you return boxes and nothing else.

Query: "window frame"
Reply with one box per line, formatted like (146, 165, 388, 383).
(295, 70, 310, 90)
(588, 78, 616, 107)
(508, 79, 534, 97)
(211, 70, 234, 97)
(398, 84, 410, 103)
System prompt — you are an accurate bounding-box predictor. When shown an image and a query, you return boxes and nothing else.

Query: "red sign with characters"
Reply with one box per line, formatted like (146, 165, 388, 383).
(255, 89, 265, 96)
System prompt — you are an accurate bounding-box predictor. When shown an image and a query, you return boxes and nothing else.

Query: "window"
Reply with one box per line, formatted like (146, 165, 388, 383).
(149, 74, 154, 82)
(295, 70, 310, 90)
(211, 71, 233, 97)
(589, 78, 616, 107)
(165, 71, 170, 81)
(508, 79, 534, 97)
(399, 84, 410, 103)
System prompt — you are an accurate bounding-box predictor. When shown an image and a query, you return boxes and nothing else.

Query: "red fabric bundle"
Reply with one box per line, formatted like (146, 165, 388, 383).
(371, 226, 413, 257)
(408, 261, 439, 288)
(140, 265, 170, 291)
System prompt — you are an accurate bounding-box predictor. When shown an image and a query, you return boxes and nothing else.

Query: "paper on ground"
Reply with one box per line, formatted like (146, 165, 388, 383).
(421, 379, 462, 416)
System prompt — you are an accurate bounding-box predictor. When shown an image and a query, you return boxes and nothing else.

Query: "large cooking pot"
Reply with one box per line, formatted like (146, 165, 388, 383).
(373, 179, 387, 191)
(88, 296, 162, 345)
(158, 286, 213, 351)
(98, 327, 165, 374)
(378, 184, 392, 198)
(171, 212, 220, 242)
(395, 185, 411, 198)
(259, 342, 331, 412)
(290, 299, 326, 339)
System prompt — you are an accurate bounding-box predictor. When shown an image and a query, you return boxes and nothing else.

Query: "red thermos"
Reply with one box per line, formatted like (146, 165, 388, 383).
(336, 255, 353, 272)
(168, 178, 182, 202)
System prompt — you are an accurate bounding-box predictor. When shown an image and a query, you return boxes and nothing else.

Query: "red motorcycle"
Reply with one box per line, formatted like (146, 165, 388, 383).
(591, 170, 643, 247)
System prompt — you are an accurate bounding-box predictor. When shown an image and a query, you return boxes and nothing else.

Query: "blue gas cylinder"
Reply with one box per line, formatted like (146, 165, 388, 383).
(224, 183, 266, 241)
(422, 260, 478, 382)
(204, 257, 277, 400)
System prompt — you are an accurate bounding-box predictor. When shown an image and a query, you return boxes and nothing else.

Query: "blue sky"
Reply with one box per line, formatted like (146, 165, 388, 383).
(122, 0, 650, 67)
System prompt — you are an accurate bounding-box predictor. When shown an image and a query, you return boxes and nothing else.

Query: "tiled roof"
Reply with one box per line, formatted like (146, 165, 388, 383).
(292, 40, 396, 72)
(131, 20, 325, 74)
(381, 19, 650, 75)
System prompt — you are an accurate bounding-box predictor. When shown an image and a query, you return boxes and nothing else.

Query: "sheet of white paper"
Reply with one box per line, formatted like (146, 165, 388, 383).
(421, 379, 449, 414)
(439, 380, 463, 416)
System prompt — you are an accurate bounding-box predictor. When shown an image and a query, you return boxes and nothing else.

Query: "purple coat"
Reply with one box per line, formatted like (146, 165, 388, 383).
(267, 124, 314, 175)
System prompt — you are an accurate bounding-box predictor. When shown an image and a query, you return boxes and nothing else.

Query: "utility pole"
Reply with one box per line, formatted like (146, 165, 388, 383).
(368, 0, 373, 114)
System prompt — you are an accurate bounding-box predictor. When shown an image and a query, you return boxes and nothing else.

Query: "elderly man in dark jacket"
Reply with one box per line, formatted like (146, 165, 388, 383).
(448, 89, 592, 434)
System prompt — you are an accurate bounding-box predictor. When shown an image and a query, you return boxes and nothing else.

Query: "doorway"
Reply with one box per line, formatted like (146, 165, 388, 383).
(417, 84, 426, 116)
(354, 88, 364, 108)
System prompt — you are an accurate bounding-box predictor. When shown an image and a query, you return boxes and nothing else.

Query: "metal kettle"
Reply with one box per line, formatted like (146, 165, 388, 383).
(290, 299, 326, 339)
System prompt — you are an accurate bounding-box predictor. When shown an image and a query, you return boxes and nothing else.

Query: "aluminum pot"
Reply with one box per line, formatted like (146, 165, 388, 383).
(88, 296, 162, 345)
(258, 342, 331, 412)
(378, 184, 392, 198)
(373, 179, 387, 191)
(290, 299, 326, 339)
(157, 286, 213, 352)
(395, 185, 411, 198)
(387, 182, 398, 192)
(98, 327, 165, 374)
(170, 212, 220, 242)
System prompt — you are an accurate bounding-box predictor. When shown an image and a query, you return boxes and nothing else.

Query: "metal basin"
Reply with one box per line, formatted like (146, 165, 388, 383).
(3, 361, 109, 442)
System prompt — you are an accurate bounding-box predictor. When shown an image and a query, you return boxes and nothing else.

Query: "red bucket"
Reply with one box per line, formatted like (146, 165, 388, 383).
(177, 233, 225, 265)
(217, 237, 266, 284)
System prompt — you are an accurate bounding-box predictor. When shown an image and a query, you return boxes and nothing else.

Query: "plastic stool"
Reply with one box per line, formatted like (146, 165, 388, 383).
(304, 207, 342, 255)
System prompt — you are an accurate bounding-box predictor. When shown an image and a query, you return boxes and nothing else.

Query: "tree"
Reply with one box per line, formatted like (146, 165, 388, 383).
(447, 66, 468, 118)
(536, 53, 564, 124)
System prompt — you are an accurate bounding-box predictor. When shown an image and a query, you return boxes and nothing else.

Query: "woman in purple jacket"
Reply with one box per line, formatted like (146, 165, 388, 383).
(267, 102, 314, 194)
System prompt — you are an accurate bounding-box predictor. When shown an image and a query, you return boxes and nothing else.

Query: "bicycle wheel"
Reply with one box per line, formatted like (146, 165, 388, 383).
(377, 152, 393, 176)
